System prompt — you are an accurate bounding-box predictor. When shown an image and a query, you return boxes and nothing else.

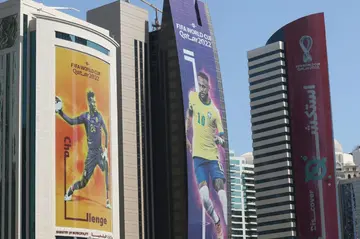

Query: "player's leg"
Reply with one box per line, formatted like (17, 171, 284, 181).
(98, 153, 111, 209)
(64, 153, 96, 201)
(194, 157, 220, 224)
(210, 160, 228, 225)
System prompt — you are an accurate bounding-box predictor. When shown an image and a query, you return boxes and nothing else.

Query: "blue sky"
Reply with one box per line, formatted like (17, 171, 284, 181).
(16, 0, 360, 155)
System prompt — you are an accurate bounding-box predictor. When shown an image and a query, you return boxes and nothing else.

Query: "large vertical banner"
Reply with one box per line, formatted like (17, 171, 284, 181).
(169, 0, 228, 238)
(55, 47, 113, 238)
(284, 13, 340, 238)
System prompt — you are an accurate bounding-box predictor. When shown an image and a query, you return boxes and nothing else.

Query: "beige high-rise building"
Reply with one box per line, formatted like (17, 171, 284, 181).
(87, 2, 149, 238)
(0, 0, 120, 239)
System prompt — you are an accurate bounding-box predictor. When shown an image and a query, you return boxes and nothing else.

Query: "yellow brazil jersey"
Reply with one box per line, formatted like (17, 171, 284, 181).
(189, 91, 224, 160)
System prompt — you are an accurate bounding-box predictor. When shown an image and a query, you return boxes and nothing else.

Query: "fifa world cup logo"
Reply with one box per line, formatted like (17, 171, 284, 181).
(299, 35, 313, 63)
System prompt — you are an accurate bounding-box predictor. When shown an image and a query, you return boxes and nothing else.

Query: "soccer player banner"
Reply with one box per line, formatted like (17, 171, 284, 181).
(169, 0, 229, 238)
(55, 47, 113, 237)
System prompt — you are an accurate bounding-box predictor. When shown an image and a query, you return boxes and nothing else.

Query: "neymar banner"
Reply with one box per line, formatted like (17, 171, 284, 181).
(169, 0, 229, 238)
(55, 46, 113, 238)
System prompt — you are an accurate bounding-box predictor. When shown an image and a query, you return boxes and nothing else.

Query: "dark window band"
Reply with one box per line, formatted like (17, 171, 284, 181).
(252, 115, 289, 126)
(255, 158, 292, 168)
(256, 175, 291, 184)
(250, 81, 287, 94)
(258, 227, 296, 236)
(257, 209, 295, 218)
(55, 31, 109, 55)
(255, 149, 291, 159)
(252, 123, 289, 134)
(248, 57, 285, 71)
(253, 140, 290, 151)
(248, 49, 284, 62)
(257, 192, 294, 201)
(250, 90, 287, 102)
(249, 73, 286, 86)
(256, 166, 292, 176)
(249, 66, 285, 78)
(252, 106, 287, 118)
(253, 132, 289, 143)
(251, 98, 287, 110)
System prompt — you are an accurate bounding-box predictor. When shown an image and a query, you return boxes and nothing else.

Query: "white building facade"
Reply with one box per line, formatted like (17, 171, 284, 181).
(335, 139, 360, 180)
(230, 151, 257, 238)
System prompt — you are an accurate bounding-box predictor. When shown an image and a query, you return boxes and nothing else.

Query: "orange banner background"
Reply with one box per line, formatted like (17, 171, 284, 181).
(55, 46, 112, 233)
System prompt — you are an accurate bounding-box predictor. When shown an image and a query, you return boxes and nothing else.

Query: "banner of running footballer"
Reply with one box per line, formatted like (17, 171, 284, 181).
(55, 46, 113, 238)
(169, 0, 229, 238)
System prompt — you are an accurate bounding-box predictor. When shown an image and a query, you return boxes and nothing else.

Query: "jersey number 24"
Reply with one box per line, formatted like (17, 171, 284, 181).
(90, 124, 96, 133)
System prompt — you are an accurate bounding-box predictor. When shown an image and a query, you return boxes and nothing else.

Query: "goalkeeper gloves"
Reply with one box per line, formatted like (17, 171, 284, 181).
(102, 148, 108, 161)
(55, 96, 63, 113)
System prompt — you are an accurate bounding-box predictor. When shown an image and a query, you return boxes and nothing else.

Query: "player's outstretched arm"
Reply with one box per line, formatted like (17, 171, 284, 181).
(214, 109, 225, 147)
(58, 111, 84, 126)
(55, 97, 84, 126)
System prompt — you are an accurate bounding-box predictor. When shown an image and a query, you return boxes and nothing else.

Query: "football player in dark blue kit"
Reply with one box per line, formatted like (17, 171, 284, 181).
(56, 91, 111, 209)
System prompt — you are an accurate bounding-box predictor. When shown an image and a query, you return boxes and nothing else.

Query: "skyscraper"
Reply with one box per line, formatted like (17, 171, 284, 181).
(247, 13, 340, 239)
(87, 2, 149, 238)
(230, 151, 257, 238)
(148, 0, 231, 238)
(0, 0, 119, 238)
(338, 178, 360, 239)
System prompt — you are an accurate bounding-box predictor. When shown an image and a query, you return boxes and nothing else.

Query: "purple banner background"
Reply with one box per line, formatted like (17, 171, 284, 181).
(169, 0, 228, 238)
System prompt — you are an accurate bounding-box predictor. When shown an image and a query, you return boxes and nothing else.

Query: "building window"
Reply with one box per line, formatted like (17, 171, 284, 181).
(3, 52, 10, 239)
(21, 14, 28, 238)
(231, 165, 241, 171)
(55, 31, 109, 55)
(233, 178, 240, 184)
(231, 197, 242, 203)
(29, 31, 37, 239)
(194, 0, 202, 26)
(134, 39, 143, 238)
(231, 191, 241, 197)
(0, 54, 3, 238)
(233, 203, 242, 210)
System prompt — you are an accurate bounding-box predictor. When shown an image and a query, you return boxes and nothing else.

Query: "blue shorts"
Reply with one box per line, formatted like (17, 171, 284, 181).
(193, 157, 225, 185)
(83, 148, 106, 181)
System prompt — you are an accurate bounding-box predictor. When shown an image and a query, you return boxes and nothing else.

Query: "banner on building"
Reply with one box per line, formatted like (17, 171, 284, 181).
(169, 0, 229, 238)
(55, 46, 113, 238)
(284, 13, 339, 238)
